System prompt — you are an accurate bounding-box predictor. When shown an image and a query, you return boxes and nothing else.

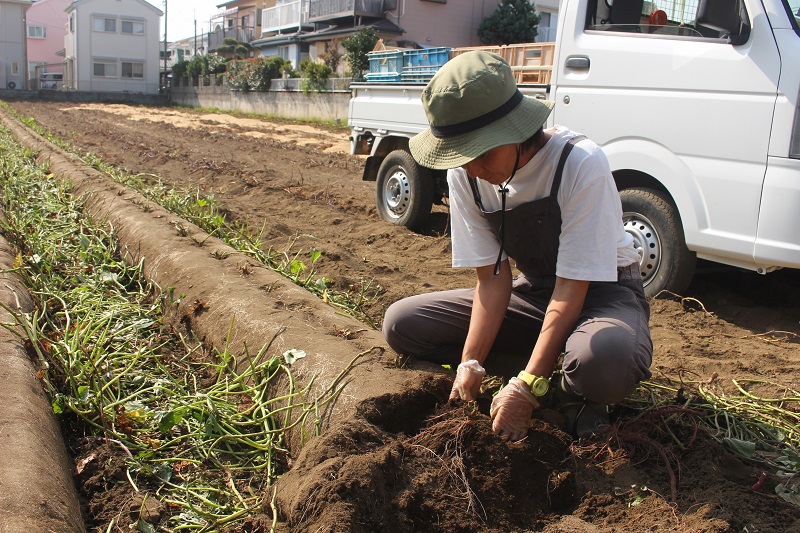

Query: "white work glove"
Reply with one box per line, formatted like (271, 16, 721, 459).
(490, 377, 539, 441)
(449, 360, 486, 401)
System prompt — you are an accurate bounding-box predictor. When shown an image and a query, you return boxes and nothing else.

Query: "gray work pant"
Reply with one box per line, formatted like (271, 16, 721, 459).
(383, 264, 653, 405)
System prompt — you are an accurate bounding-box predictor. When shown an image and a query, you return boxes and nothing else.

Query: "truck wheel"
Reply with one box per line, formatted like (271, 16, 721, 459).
(620, 187, 696, 298)
(376, 150, 434, 230)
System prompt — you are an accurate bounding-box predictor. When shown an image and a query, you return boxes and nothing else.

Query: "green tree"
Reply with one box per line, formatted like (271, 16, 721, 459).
(478, 0, 540, 45)
(299, 59, 333, 94)
(172, 59, 189, 78)
(341, 28, 378, 81)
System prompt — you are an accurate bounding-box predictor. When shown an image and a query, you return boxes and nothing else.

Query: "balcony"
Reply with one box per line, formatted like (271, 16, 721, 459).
(262, 1, 311, 34)
(308, 0, 391, 23)
(208, 26, 257, 50)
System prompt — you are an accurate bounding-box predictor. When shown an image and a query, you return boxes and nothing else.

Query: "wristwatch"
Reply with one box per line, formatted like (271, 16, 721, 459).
(517, 371, 550, 397)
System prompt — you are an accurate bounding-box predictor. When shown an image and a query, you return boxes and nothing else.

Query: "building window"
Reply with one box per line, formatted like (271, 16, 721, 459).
(278, 45, 290, 60)
(93, 62, 117, 77)
(27, 24, 47, 39)
(122, 20, 145, 34)
(121, 62, 144, 78)
(69, 16, 74, 32)
(11, 62, 19, 76)
(93, 17, 116, 32)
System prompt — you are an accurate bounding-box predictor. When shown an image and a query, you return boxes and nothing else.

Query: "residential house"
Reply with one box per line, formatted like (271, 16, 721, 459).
(208, 0, 266, 53)
(26, 0, 71, 86)
(167, 33, 209, 69)
(0, 0, 32, 90)
(251, 0, 560, 71)
(535, 0, 560, 42)
(64, 0, 163, 93)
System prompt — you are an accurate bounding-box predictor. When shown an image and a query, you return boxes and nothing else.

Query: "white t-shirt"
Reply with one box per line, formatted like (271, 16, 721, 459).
(448, 126, 640, 282)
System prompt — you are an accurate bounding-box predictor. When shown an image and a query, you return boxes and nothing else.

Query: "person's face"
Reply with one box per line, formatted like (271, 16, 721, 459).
(461, 144, 518, 185)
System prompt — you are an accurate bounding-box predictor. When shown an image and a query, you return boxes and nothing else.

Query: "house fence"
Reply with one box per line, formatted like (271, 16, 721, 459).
(170, 74, 352, 122)
(171, 74, 352, 93)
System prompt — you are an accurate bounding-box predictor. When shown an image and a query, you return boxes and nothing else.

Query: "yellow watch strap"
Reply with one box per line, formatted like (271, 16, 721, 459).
(517, 371, 549, 396)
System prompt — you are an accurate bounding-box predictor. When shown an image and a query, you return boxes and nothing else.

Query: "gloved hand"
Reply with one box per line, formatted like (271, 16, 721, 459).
(449, 360, 486, 401)
(490, 377, 539, 441)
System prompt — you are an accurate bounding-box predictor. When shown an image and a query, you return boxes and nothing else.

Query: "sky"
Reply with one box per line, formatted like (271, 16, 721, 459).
(147, 0, 223, 42)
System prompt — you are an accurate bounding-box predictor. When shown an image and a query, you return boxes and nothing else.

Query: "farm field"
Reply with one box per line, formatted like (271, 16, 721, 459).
(4, 100, 800, 532)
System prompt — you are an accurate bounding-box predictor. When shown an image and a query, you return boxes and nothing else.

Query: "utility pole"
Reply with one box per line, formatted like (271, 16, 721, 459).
(162, 0, 168, 92)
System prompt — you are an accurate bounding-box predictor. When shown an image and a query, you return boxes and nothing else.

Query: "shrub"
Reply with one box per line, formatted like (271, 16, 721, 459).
(207, 54, 227, 74)
(181, 54, 228, 78)
(227, 56, 290, 92)
(172, 59, 188, 79)
(478, 0, 541, 45)
(235, 44, 250, 59)
(299, 60, 333, 94)
(342, 28, 378, 81)
(319, 43, 342, 73)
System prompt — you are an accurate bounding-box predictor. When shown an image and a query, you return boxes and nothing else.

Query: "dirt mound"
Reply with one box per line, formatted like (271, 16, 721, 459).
(273, 377, 574, 532)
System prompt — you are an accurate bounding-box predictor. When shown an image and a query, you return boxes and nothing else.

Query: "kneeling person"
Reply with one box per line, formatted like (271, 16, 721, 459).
(382, 51, 653, 440)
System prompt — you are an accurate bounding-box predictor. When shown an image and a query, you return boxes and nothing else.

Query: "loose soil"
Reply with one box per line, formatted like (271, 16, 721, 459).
(8, 101, 800, 532)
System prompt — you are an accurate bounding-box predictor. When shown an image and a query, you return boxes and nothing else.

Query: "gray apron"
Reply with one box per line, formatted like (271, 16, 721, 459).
(383, 135, 653, 404)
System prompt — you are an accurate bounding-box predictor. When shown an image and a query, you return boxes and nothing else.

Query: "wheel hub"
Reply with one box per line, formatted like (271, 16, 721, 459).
(383, 167, 410, 218)
(623, 214, 661, 286)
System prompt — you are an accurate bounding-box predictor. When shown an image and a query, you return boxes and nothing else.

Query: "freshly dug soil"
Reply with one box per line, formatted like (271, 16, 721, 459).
(5, 100, 800, 533)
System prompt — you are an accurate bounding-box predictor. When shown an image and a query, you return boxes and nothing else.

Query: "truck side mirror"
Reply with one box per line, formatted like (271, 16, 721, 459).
(695, 0, 750, 44)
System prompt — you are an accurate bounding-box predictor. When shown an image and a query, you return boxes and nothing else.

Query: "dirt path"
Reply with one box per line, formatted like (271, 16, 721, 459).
(7, 100, 800, 532)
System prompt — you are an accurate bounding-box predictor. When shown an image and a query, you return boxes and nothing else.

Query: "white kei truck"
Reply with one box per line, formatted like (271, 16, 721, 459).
(348, 0, 800, 297)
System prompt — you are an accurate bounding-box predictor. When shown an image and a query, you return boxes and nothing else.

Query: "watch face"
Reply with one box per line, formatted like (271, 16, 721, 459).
(531, 377, 549, 396)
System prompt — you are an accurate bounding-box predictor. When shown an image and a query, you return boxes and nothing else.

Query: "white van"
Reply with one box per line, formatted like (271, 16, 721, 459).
(40, 73, 63, 90)
(349, 0, 800, 298)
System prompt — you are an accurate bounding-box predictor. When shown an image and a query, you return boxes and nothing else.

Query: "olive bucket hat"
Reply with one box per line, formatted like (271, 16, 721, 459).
(409, 51, 555, 170)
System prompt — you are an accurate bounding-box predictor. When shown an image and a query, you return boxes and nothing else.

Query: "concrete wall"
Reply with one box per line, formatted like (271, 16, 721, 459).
(170, 77, 350, 123)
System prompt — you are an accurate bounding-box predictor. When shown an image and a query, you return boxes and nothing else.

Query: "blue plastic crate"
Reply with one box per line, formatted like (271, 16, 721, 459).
(403, 47, 451, 69)
(400, 72, 436, 84)
(365, 72, 402, 83)
(368, 50, 404, 74)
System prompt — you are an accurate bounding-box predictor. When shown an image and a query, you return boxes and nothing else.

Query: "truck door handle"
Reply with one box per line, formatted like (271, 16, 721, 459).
(565, 55, 590, 69)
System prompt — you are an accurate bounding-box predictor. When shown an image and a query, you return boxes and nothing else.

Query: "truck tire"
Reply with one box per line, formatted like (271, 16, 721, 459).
(376, 149, 434, 231)
(620, 187, 696, 298)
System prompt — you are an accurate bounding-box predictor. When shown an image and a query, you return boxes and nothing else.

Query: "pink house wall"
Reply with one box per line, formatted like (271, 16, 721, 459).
(26, 0, 72, 72)
(390, 1, 497, 49)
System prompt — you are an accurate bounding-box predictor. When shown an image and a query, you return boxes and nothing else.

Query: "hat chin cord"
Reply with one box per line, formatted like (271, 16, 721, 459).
(493, 145, 522, 276)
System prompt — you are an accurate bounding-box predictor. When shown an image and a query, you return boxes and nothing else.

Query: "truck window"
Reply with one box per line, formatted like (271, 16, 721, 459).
(585, 0, 749, 41)
(785, 0, 800, 34)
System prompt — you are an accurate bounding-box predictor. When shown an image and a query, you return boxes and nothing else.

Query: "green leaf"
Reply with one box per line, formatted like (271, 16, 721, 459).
(52, 395, 65, 415)
(723, 437, 756, 458)
(158, 408, 186, 433)
(776, 483, 800, 506)
(290, 259, 307, 276)
(77, 385, 90, 402)
(309, 248, 322, 263)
